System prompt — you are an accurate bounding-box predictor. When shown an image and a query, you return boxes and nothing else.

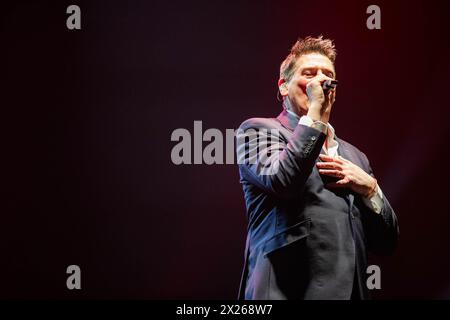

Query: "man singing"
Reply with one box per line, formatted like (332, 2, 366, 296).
(236, 36, 399, 300)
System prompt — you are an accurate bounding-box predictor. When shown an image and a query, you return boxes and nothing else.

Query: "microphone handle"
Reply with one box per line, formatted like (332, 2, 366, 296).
(323, 80, 338, 93)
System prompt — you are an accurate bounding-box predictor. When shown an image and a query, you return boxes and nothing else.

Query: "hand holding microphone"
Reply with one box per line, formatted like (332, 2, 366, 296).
(306, 76, 338, 121)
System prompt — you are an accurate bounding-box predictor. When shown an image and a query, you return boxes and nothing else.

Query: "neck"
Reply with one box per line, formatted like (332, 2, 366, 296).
(283, 98, 305, 118)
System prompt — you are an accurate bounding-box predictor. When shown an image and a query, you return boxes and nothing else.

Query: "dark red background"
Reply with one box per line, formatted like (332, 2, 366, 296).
(2, 0, 450, 299)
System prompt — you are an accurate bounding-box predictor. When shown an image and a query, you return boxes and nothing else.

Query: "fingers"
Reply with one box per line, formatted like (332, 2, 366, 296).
(336, 155, 350, 164)
(331, 88, 336, 101)
(307, 74, 332, 89)
(316, 161, 342, 170)
(327, 89, 336, 104)
(319, 154, 345, 164)
(318, 154, 333, 161)
(306, 78, 323, 92)
(318, 169, 344, 178)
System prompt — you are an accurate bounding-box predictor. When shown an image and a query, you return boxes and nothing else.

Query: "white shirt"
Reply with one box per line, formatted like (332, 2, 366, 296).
(286, 108, 384, 214)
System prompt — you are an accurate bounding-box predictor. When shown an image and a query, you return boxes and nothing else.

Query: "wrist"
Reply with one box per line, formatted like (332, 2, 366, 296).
(307, 105, 322, 121)
(364, 178, 378, 198)
(308, 103, 330, 123)
(310, 120, 328, 134)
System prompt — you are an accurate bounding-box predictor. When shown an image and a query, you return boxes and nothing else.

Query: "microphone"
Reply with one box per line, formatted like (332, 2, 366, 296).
(322, 80, 338, 93)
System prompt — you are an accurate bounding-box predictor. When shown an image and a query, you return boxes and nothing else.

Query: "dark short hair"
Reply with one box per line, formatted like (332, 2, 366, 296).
(280, 36, 336, 82)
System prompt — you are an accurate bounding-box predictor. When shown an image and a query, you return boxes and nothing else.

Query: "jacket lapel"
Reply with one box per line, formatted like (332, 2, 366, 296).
(276, 109, 300, 132)
(335, 138, 356, 206)
(336, 138, 358, 165)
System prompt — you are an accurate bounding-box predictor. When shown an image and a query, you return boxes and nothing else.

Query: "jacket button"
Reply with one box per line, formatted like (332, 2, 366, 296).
(311, 136, 316, 141)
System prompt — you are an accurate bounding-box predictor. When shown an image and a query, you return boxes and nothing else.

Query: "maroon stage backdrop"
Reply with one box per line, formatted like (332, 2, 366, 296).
(2, 0, 450, 299)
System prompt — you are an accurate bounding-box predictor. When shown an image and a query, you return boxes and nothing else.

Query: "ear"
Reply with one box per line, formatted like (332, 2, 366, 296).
(278, 79, 289, 97)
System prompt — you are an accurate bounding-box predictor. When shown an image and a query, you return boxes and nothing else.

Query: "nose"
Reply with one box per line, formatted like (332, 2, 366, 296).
(315, 70, 327, 81)
(316, 70, 328, 78)
(315, 69, 332, 81)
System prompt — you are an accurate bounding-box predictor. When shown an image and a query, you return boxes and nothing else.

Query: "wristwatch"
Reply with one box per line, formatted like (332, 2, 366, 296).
(310, 120, 328, 134)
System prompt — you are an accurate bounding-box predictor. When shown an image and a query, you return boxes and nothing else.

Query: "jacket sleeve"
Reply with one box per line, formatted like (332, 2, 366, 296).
(236, 118, 327, 199)
(360, 152, 400, 255)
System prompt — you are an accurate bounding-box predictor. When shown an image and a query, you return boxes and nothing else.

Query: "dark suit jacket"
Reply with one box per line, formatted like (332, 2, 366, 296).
(236, 109, 399, 300)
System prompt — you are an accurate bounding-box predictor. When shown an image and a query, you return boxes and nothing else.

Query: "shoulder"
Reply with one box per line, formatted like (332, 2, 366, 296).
(238, 117, 281, 131)
(338, 138, 363, 153)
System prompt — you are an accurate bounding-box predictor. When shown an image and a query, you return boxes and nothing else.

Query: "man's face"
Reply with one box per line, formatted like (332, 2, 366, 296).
(280, 52, 336, 115)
